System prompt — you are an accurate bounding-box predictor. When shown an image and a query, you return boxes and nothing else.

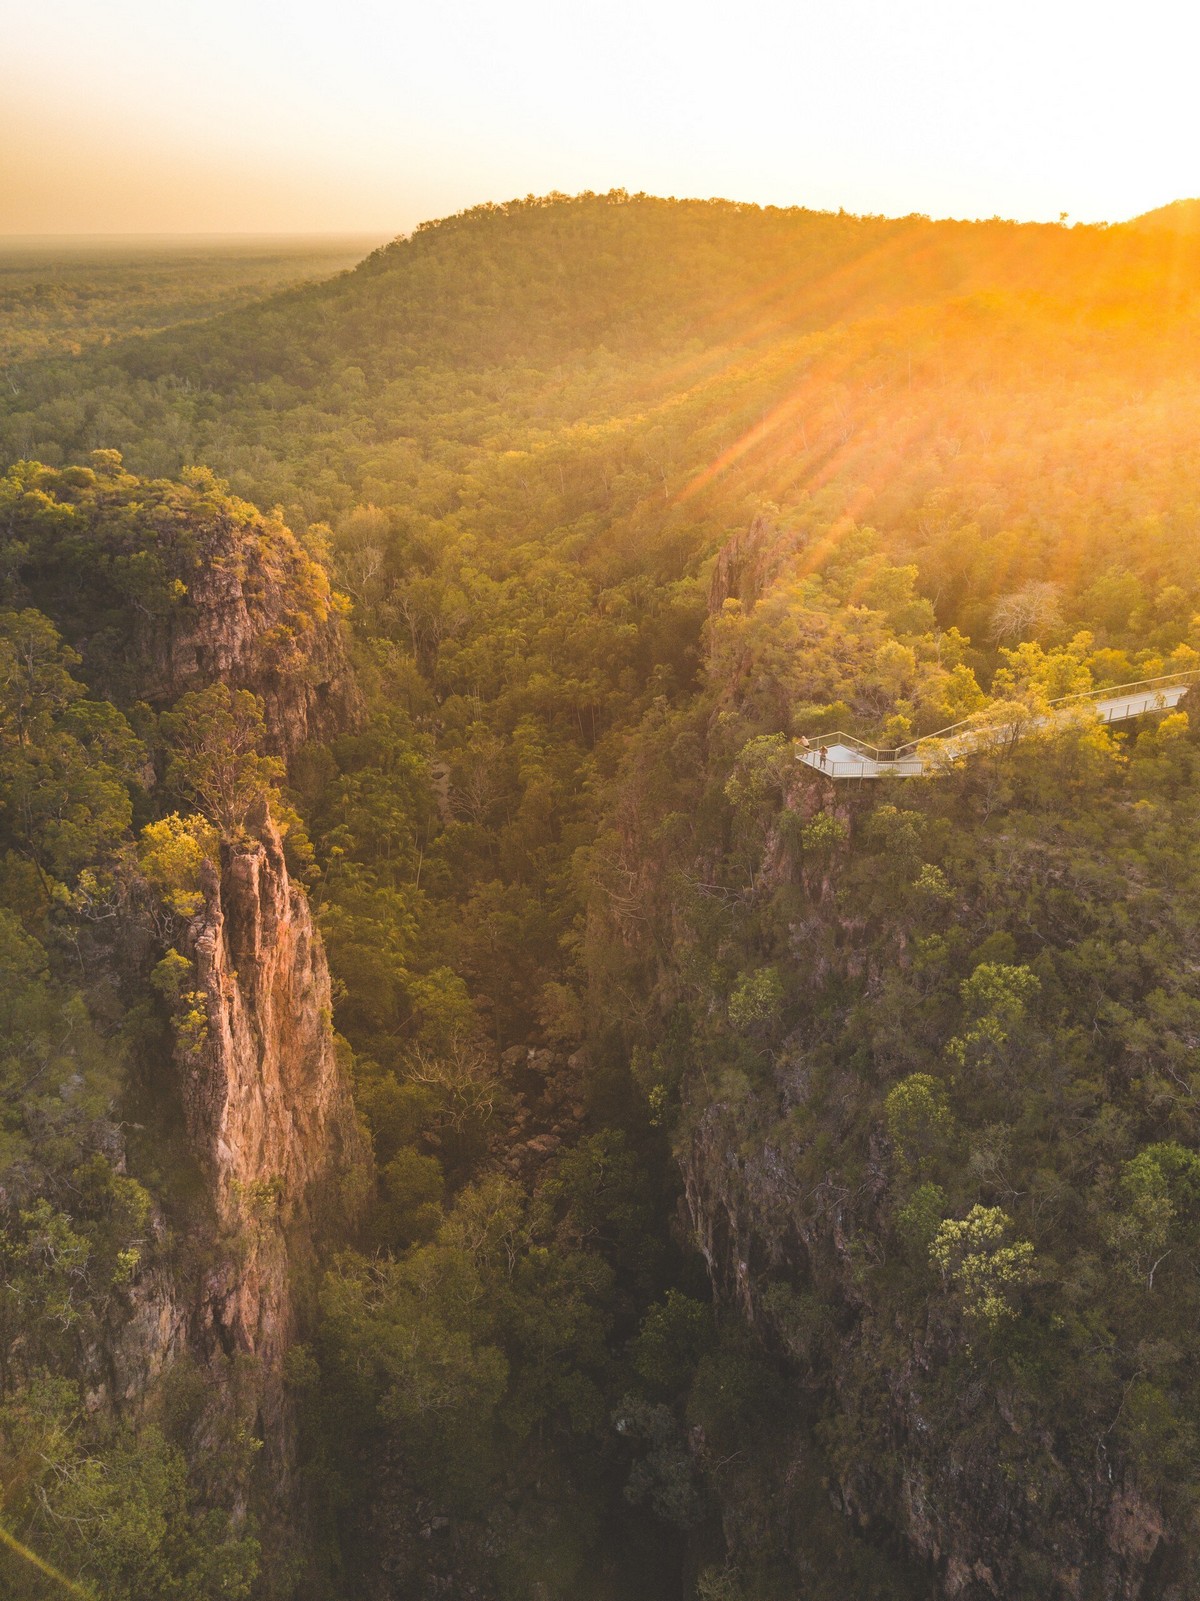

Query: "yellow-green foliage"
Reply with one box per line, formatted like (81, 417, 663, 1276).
(946, 962, 1040, 1071)
(884, 1074, 954, 1175)
(728, 967, 785, 1033)
(800, 812, 849, 853)
(1107, 1142, 1200, 1285)
(929, 1205, 1035, 1326)
(138, 812, 218, 917)
(150, 948, 209, 1054)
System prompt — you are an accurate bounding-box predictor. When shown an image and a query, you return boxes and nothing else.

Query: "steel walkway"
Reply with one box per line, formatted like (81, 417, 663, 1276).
(797, 673, 1195, 779)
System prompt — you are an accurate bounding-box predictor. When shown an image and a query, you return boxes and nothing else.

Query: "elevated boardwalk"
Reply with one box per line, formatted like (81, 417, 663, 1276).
(798, 674, 1195, 779)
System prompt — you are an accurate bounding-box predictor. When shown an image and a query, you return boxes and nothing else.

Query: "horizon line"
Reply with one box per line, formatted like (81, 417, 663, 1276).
(1, 188, 1195, 244)
(0, 230, 394, 241)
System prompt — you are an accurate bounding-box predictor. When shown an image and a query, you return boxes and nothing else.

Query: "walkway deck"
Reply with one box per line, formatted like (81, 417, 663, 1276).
(797, 676, 1194, 779)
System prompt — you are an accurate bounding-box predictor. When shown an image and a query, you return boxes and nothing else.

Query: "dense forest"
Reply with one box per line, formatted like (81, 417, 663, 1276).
(3, 192, 1200, 1599)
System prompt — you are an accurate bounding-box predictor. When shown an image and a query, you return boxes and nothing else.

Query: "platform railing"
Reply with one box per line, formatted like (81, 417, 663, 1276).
(797, 668, 1200, 768)
(894, 668, 1200, 758)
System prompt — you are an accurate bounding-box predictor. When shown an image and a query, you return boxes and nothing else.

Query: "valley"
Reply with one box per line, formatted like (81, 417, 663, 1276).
(2, 193, 1200, 1600)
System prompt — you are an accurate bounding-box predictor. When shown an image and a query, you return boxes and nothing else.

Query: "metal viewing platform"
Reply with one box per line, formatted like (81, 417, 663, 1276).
(797, 673, 1196, 779)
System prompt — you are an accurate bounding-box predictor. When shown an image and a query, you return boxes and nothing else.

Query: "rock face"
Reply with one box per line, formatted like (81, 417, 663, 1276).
(614, 749, 1177, 1597)
(707, 514, 806, 614)
(18, 465, 361, 758)
(132, 508, 360, 757)
(178, 799, 368, 1461)
(679, 1096, 1178, 1601)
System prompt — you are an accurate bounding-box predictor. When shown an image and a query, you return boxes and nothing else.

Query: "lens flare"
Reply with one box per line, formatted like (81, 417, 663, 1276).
(0, 1521, 95, 1599)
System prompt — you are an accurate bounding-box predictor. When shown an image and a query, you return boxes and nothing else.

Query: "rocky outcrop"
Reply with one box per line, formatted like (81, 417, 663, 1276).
(15, 462, 361, 757)
(494, 1044, 588, 1181)
(177, 799, 369, 1463)
(708, 514, 806, 614)
(677, 1006, 1182, 1601)
(641, 744, 1179, 1597)
(131, 508, 360, 756)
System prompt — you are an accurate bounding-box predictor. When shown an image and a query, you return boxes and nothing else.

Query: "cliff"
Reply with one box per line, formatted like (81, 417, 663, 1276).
(6, 456, 360, 756)
(678, 1089, 1172, 1600)
(129, 504, 360, 757)
(663, 762, 1183, 1599)
(178, 799, 369, 1461)
(707, 514, 805, 614)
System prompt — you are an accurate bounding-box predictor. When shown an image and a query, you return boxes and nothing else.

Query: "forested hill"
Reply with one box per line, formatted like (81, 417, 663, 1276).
(1128, 196, 1200, 233)
(37, 194, 1200, 377)
(6, 195, 1200, 1600)
(7, 191, 1200, 596)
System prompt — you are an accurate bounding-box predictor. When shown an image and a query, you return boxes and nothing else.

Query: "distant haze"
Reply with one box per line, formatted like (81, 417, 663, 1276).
(4, 0, 1198, 233)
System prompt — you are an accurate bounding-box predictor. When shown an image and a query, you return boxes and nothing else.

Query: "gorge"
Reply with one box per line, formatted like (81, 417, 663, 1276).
(3, 195, 1200, 1600)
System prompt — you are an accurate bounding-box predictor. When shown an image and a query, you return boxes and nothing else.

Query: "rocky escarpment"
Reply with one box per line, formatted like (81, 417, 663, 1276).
(679, 1092, 1175, 1601)
(10, 455, 360, 756)
(707, 513, 806, 614)
(127, 503, 360, 756)
(176, 799, 369, 1464)
(667, 772, 1179, 1599)
(590, 677, 1182, 1600)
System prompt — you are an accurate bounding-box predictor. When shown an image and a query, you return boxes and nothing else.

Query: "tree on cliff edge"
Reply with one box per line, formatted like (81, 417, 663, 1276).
(161, 684, 284, 841)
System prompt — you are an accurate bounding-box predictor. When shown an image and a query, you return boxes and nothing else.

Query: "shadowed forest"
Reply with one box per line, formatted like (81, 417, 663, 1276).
(3, 193, 1200, 1600)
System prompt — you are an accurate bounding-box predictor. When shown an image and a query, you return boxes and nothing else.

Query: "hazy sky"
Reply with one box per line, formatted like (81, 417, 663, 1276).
(4, 0, 1198, 234)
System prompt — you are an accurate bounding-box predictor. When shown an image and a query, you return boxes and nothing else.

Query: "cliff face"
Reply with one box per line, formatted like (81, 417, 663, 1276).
(131, 507, 360, 756)
(667, 776, 1176, 1599)
(707, 515, 806, 614)
(588, 667, 1180, 1599)
(177, 799, 368, 1457)
(679, 1099, 1172, 1601)
(11, 461, 361, 757)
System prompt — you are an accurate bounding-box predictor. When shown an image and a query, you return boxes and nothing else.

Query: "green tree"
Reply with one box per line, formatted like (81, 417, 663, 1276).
(161, 685, 283, 839)
(929, 1205, 1035, 1327)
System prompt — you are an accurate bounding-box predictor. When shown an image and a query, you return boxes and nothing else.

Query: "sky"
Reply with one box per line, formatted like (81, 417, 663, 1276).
(3, 0, 1199, 235)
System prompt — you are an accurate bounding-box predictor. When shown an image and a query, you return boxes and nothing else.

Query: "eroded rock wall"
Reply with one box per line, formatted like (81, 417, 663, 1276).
(131, 510, 360, 756)
(178, 799, 368, 1459)
(679, 1091, 1172, 1600)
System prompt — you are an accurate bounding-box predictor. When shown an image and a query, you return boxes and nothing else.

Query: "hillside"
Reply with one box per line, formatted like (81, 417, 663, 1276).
(7, 194, 1200, 628)
(1127, 197, 1200, 232)
(4, 194, 1200, 1599)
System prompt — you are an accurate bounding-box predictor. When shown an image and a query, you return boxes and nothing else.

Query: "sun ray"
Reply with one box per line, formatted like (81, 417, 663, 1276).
(0, 1521, 96, 1599)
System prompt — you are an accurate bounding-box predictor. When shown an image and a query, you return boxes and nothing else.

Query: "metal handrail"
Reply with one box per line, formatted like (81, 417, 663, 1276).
(797, 668, 1200, 764)
(796, 731, 896, 761)
(896, 668, 1200, 755)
